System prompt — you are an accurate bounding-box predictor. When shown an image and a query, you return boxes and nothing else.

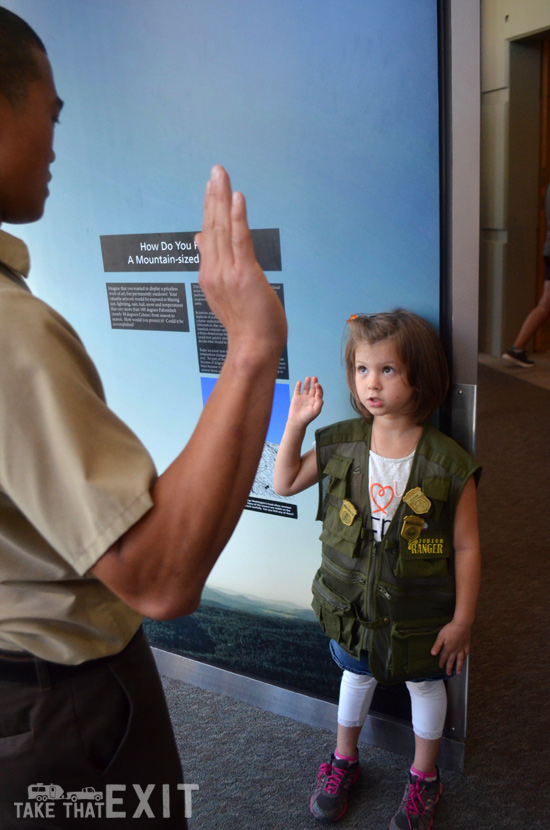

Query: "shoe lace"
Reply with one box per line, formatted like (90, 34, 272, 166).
(404, 778, 429, 821)
(320, 763, 348, 795)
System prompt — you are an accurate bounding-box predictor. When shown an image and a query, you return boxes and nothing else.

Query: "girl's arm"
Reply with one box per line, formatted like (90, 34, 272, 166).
(430, 475, 481, 675)
(273, 376, 323, 496)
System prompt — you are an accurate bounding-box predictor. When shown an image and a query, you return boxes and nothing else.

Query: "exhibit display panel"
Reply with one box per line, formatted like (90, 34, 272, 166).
(5, 0, 479, 769)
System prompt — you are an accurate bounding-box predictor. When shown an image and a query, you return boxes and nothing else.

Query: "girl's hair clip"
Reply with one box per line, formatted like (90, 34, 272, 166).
(347, 313, 358, 322)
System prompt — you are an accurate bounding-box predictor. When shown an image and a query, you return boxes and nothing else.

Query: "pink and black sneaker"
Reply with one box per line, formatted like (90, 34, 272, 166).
(310, 753, 361, 822)
(390, 769, 443, 830)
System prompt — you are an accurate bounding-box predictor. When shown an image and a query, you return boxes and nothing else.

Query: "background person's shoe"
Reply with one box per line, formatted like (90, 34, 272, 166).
(502, 346, 535, 367)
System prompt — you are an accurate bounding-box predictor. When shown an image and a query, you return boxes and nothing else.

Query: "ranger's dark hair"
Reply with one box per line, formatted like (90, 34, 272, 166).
(0, 6, 46, 108)
(344, 309, 449, 425)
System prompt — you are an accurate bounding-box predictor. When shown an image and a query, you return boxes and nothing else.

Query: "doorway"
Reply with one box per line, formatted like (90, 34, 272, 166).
(535, 37, 550, 350)
(506, 32, 550, 352)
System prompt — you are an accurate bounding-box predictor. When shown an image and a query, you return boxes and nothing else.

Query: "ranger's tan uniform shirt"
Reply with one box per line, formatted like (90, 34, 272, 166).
(0, 230, 156, 663)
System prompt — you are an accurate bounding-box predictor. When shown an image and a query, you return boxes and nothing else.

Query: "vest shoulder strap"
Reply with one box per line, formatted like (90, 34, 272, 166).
(315, 418, 371, 449)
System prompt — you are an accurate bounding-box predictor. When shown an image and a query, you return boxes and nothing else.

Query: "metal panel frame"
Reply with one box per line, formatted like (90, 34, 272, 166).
(154, 648, 464, 770)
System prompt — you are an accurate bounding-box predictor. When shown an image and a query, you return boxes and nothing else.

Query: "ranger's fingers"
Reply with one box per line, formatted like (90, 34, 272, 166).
(198, 176, 217, 264)
(199, 166, 233, 269)
(210, 166, 234, 266)
(230, 191, 257, 270)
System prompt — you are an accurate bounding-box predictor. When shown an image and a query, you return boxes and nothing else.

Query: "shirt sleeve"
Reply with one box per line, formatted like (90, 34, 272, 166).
(0, 287, 157, 575)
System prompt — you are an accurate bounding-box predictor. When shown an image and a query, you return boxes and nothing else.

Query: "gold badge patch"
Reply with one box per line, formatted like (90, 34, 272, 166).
(339, 499, 358, 526)
(400, 514, 425, 541)
(403, 487, 432, 515)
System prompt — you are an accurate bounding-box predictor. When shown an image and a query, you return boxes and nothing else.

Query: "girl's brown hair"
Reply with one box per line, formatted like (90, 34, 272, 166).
(344, 309, 449, 424)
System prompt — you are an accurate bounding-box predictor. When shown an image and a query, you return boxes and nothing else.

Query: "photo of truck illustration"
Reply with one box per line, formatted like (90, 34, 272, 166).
(65, 787, 103, 802)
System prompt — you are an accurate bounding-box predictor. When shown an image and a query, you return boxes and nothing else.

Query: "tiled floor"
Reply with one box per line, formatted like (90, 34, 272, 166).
(479, 350, 550, 392)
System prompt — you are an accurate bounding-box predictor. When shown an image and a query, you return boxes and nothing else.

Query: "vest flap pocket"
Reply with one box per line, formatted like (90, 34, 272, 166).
(422, 476, 450, 520)
(312, 572, 352, 614)
(396, 532, 450, 578)
(323, 454, 353, 479)
(390, 617, 451, 679)
(323, 455, 353, 498)
(311, 572, 354, 643)
(400, 532, 450, 560)
(422, 476, 450, 502)
(320, 499, 362, 557)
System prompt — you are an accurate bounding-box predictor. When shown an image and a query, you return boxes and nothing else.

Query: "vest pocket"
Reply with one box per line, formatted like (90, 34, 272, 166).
(422, 475, 450, 521)
(395, 532, 450, 578)
(323, 454, 353, 498)
(390, 617, 451, 678)
(319, 455, 362, 557)
(311, 572, 355, 644)
(319, 501, 362, 558)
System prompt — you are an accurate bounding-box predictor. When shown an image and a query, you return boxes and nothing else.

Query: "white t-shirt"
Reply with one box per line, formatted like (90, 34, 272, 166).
(369, 449, 414, 541)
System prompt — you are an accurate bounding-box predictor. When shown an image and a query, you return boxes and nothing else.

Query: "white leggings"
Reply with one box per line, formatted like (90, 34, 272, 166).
(337, 670, 447, 741)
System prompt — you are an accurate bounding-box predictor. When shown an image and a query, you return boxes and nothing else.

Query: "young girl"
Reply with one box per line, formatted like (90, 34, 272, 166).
(274, 310, 481, 830)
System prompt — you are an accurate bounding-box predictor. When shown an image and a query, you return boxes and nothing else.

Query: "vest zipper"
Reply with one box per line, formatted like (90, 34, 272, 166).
(377, 580, 454, 601)
(364, 539, 380, 622)
(313, 576, 350, 613)
(322, 555, 367, 586)
(377, 584, 392, 601)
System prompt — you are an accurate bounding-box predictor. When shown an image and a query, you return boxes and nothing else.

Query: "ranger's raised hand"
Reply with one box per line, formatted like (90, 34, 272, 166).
(195, 165, 287, 365)
(93, 167, 288, 619)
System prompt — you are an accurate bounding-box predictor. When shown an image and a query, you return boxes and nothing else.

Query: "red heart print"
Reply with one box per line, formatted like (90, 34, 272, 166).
(371, 483, 395, 514)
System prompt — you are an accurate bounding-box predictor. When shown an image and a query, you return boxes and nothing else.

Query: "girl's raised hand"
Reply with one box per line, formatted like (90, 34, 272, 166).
(288, 376, 324, 427)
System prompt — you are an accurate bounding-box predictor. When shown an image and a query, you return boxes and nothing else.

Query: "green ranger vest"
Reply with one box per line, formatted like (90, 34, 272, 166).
(311, 418, 481, 685)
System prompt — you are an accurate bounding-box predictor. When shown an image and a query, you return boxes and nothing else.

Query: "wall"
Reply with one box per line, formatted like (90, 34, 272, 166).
(4, 0, 480, 771)
(480, 0, 550, 353)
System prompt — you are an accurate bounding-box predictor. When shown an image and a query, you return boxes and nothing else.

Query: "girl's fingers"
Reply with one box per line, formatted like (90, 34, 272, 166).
(292, 377, 321, 400)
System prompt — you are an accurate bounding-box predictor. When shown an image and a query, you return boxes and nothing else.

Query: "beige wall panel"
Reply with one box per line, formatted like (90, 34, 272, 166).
(482, 0, 550, 93)
(482, 0, 512, 91)
(480, 95, 508, 229)
(479, 235, 506, 353)
(502, 0, 550, 39)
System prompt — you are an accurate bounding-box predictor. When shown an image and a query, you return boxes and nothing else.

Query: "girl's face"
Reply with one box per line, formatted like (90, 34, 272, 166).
(353, 338, 415, 420)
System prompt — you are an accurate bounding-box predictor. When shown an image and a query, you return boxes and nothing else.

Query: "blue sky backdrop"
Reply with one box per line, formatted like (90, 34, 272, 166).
(6, 0, 440, 606)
